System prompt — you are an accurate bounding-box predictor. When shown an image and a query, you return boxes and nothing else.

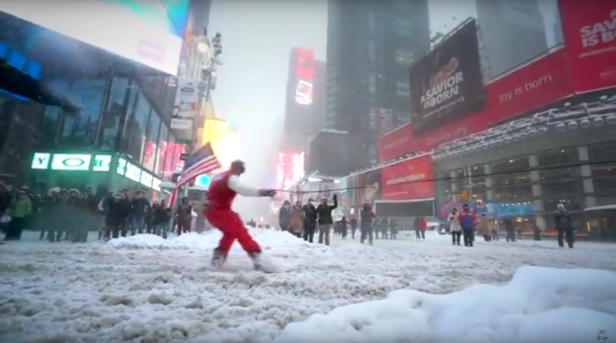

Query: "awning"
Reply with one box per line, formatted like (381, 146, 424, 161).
(0, 58, 79, 112)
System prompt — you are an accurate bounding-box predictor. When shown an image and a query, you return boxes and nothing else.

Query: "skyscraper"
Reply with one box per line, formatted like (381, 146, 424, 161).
(476, 0, 548, 79)
(281, 48, 326, 153)
(325, 0, 430, 172)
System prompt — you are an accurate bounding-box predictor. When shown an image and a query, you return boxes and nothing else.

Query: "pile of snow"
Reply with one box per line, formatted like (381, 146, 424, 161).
(275, 266, 616, 343)
(107, 229, 321, 253)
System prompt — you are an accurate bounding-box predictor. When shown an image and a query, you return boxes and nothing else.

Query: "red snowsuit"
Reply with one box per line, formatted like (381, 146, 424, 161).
(205, 171, 261, 258)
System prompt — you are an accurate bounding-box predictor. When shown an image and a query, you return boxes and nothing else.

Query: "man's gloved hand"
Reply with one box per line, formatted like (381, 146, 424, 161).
(258, 189, 277, 197)
(333, 193, 337, 201)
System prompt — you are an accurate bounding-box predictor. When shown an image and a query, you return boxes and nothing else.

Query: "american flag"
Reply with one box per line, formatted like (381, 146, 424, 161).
(169, 143, 221, 206)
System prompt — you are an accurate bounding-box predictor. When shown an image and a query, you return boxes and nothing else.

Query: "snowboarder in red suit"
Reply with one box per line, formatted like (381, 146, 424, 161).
(205, 160, 276, 270)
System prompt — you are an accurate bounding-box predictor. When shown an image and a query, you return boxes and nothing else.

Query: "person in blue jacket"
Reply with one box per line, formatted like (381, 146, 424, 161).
(458, 203, 477, 247)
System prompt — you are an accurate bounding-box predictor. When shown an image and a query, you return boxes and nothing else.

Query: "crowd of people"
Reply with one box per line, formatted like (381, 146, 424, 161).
(445, 203, 576, 248)
(277, 194, 339, 245)
(0, 181, 207, 243)
(278, 198, 409, 246)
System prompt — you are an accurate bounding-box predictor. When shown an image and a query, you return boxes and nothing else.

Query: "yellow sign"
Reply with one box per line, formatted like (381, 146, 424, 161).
(201, 118, 228, 152)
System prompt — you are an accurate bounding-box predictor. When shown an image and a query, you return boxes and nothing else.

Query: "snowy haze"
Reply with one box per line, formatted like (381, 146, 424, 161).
(209, 0, 327, 219)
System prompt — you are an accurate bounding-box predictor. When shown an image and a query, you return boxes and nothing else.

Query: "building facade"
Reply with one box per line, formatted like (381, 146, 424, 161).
(476, 0, 552, 78)
(325, 0, 430, 172)
(281, 48, 326, 154)
(0, 1, 213, 198)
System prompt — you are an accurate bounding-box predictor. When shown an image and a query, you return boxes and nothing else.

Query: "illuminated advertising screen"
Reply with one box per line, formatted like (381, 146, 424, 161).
(277, 152, 303, 190)
(295, 48, 314, 105)
(0, 0, 189, 75)
(31, 153, 111, 172)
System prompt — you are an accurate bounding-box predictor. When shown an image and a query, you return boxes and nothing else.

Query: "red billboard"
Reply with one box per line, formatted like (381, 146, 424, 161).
(410, 48, 574, 151)
(277, 152, 302, 190)
(378, 123, 412, 162)
(295, 48, 315, 104)
(559, 0, 616, 93)
(381, 155, 434, 201)
(296, 48, 315, 81)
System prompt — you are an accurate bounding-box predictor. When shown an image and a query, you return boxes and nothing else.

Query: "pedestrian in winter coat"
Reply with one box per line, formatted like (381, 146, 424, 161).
(0, 183, 12, 215)
(339, 216, 348, 239)
(478, 214, 491, 241)
(360, 203, 376, 245)
(448, 208, 462, 245)
(104, 193, 126, 240)
(302, 198, 317, 242)
(554, 204, 574, 248)
(458, 204, 477, 247)
(130, 191, 151, 235)
(279, 200, 292, 232)
(350, 216, 358, 239)
(289, 201, 304, 237)
(490, 218, 500, 241)
(503, 217, 516, 242)
(153, 200, 172, 238)
(97, 192, 113, 239)
(315, 194, 338, 246)
(175, 197, 192, 235)
(388, 219, 398, 239)
(5, 189, 31, 241)
(417, 217, 427, 240)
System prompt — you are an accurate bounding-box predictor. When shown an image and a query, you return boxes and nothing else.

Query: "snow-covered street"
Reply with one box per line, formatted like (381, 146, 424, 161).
(0, 230, 615, 343)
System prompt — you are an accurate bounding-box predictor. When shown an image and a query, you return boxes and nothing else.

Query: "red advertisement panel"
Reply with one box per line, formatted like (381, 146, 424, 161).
(378, 123, 413, 162)
(296, 48, 315, 81)
(559, 0, 616, 92)
(410, 49, 573, 151)
(277, 153, 297, 190)
(381, 155, 435, 201)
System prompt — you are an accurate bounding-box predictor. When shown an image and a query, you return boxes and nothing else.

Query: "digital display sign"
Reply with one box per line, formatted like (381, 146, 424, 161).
(0, 0, 189, 75)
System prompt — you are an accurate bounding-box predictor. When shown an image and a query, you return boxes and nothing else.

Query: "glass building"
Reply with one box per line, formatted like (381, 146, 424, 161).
(0, 10, 187, 198)
(433, 90, 616, 235)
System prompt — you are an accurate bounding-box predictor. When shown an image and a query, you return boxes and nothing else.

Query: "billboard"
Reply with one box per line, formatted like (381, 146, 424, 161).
(409, 48, 574, 151)
(355, 168, 382, 206)
(170, 77, 199, 129)
(381, 155, 434, 201)
(295, 48, 315, 105)
(378, 123, 412, 162)
(410, 19, 486, 135)
(0, 0, 189, 75)
(31, 152, 111, 172)
(559, 0, 616, 93)
(277, 152, 297, 190)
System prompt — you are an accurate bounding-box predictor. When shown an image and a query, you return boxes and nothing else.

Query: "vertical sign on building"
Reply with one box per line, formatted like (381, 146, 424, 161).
(295, 48, 315, 105)
(171, 77, 199, 130)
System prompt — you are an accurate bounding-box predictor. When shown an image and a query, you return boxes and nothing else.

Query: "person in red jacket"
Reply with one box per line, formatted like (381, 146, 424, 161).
(205, 160, 276, 270)
(418, 216, 427, 240)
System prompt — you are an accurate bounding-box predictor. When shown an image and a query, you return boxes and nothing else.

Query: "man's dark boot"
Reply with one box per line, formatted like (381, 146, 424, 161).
(248, 252, 266, 272)
(211, 248, 224, 268)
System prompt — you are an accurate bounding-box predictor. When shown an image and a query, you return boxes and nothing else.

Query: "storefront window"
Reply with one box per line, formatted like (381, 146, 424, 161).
(589, 142, 616, 204)
(156, 124, 169, 177)
(59, 78, 106, 147)
(126, 92, 151, 164)
(99, 78, 129, 150)
(142, 110, 161, 173)
(41, 105, 62, 146)
(162, 133, 176, 179)
(490, 158, 533, 202)
(543, 180, 584, 212)
(119, 87, 138, 152)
